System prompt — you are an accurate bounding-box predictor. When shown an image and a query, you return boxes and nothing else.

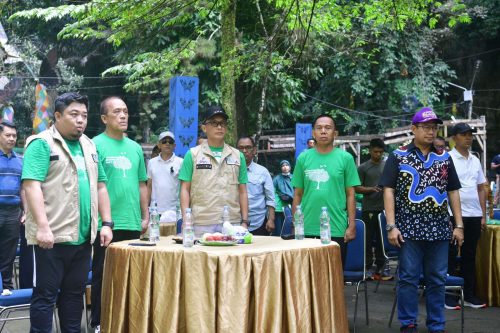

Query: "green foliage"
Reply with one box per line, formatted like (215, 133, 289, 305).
(1, 36, 83, 140)
(7, 0, 474, 140)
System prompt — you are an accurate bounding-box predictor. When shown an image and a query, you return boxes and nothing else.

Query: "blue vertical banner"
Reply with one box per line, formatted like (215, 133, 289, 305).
(169, 76, 199, 157)
(295, 123, 312, 160)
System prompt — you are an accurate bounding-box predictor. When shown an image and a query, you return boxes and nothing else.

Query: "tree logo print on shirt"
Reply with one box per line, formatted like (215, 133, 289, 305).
(106, 156, 132, 177)
(305, 168, 329, 189)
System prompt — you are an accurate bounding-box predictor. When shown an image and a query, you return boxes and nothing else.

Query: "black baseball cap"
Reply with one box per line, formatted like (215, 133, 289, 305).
(204, 105, 228, 123)
(449, 123, 477, 136)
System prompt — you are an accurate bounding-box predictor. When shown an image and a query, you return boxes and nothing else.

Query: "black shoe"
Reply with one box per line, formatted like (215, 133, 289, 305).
(400, 324, 417, 333)
(464, 295, 486, 309)
(444, 295, 460, 310)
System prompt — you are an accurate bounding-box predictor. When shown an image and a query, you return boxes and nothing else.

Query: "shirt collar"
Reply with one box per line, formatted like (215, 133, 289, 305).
(0, 149, 16, 158)
(450, 148, 470, 160)
(159, 153, 176, 163)
(406, 141, 437, 154)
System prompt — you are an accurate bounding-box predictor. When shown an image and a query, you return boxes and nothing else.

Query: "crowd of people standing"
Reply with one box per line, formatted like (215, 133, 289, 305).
(0, 93, 496, 333)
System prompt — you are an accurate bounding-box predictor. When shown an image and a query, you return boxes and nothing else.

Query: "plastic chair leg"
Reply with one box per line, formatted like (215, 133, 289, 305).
(353, 283, 359, 333)
(389, 292, 397, 327)
(460, 288, 464, 333)
(364, 281, 369, 325)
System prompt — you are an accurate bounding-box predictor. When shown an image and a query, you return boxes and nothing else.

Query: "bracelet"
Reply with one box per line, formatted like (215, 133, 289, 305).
(241, 219, 248, 225)
(454, 225, 464, 229)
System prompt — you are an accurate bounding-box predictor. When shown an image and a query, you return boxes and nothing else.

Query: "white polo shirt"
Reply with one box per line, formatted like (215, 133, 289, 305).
(448, 148, 486, 217)
(147, 153, 184, 213)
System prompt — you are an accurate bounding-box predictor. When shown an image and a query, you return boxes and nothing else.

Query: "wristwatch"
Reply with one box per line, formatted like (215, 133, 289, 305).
(102, 221, 114, 229)
(386, 224, 397, 232)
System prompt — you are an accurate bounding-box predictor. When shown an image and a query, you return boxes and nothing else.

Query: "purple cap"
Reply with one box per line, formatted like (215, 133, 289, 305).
(412, 107, 443, 124)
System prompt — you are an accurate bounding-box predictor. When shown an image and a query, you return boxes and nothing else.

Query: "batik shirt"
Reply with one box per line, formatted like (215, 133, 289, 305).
(380, 142, 461, 241)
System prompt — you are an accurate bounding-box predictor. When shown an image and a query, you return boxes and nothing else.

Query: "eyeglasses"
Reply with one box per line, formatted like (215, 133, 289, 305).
(416, 125, 440, 132)
(205, 121, 227, 128)
(161, 138, 175, 145)
(237, 145, 254, 151)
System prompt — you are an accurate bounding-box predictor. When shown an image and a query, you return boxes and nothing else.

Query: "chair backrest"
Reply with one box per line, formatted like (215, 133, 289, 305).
(345, 219, 365, 272)
(378, 212, 400, 259)
(355, 208, 363, 220)
(280, 205, 293, 236)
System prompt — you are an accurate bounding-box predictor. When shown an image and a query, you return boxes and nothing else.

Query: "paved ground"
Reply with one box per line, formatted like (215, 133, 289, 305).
(2, 280, 497, 332)
(344, 279, 498, 333)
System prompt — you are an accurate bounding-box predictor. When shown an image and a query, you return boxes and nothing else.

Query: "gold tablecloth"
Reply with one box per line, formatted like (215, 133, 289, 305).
(159, 223, 176, 237)
(100, 236, 348, 333)
(476, 224, 500, 306)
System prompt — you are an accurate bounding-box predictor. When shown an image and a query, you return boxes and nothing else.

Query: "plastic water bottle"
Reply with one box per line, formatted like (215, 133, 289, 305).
(148, 200, 160, 243)
(320, 207, 331, 245)
(222, 205, 230, 224)
(222, 205, 232, 234)
(183, 208, 195, 248)
(294, 205, 304, 240)
(176, 205, 182, 234)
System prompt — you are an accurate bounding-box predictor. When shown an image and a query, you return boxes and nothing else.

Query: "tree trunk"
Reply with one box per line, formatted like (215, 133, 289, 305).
(220, 0, 237, 144)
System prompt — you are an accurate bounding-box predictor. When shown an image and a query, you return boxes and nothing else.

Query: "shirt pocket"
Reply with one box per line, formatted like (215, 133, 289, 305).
(247, 174, 263, 197)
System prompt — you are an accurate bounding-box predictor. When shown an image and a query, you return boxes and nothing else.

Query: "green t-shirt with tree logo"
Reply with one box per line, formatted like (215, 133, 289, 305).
(93, 133, 148, 231)
(292, 148, 361, 237)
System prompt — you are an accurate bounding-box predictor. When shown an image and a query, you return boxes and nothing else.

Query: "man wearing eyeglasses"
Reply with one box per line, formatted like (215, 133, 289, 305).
(147, 131, 183, 214)
(237, 136, 275, 235)
(380, 107, 463, 333)
(179, 106, 248, 237)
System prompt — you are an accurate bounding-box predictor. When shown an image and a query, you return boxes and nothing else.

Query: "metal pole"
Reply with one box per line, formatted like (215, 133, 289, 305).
(468, 60, 482, 119)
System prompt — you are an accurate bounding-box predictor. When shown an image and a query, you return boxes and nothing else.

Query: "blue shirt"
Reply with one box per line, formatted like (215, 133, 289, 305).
(246, 162, 275, 231)
(0, 150, 23, 207)
(380, 142, 461, 241)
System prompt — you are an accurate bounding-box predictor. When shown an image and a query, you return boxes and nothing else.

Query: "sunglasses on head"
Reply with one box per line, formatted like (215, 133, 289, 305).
(161, 138, 175, 144)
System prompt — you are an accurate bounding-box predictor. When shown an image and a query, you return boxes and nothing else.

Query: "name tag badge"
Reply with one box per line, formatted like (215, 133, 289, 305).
(92, 154, 99, 163)
(196, 156, 212, 169)
(196, 164, 212, 169)
(49, 155, 59, 161)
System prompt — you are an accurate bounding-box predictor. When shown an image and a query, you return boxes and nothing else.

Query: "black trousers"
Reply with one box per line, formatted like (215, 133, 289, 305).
(91, 230, 141, 327)
(448, 216, 482, 298)
(30, 242, 91, 333)
(251, 217, 272, 236)
(361, 210, 385, 271)
(0, 207, 21, 290)
(19, 224, 34, 288)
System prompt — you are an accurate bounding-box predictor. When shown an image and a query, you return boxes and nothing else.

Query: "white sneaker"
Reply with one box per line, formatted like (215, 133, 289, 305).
(94, 325, 101, 333)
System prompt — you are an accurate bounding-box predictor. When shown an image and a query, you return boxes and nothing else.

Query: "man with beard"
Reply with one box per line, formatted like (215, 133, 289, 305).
(22, 92, 112, 332)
